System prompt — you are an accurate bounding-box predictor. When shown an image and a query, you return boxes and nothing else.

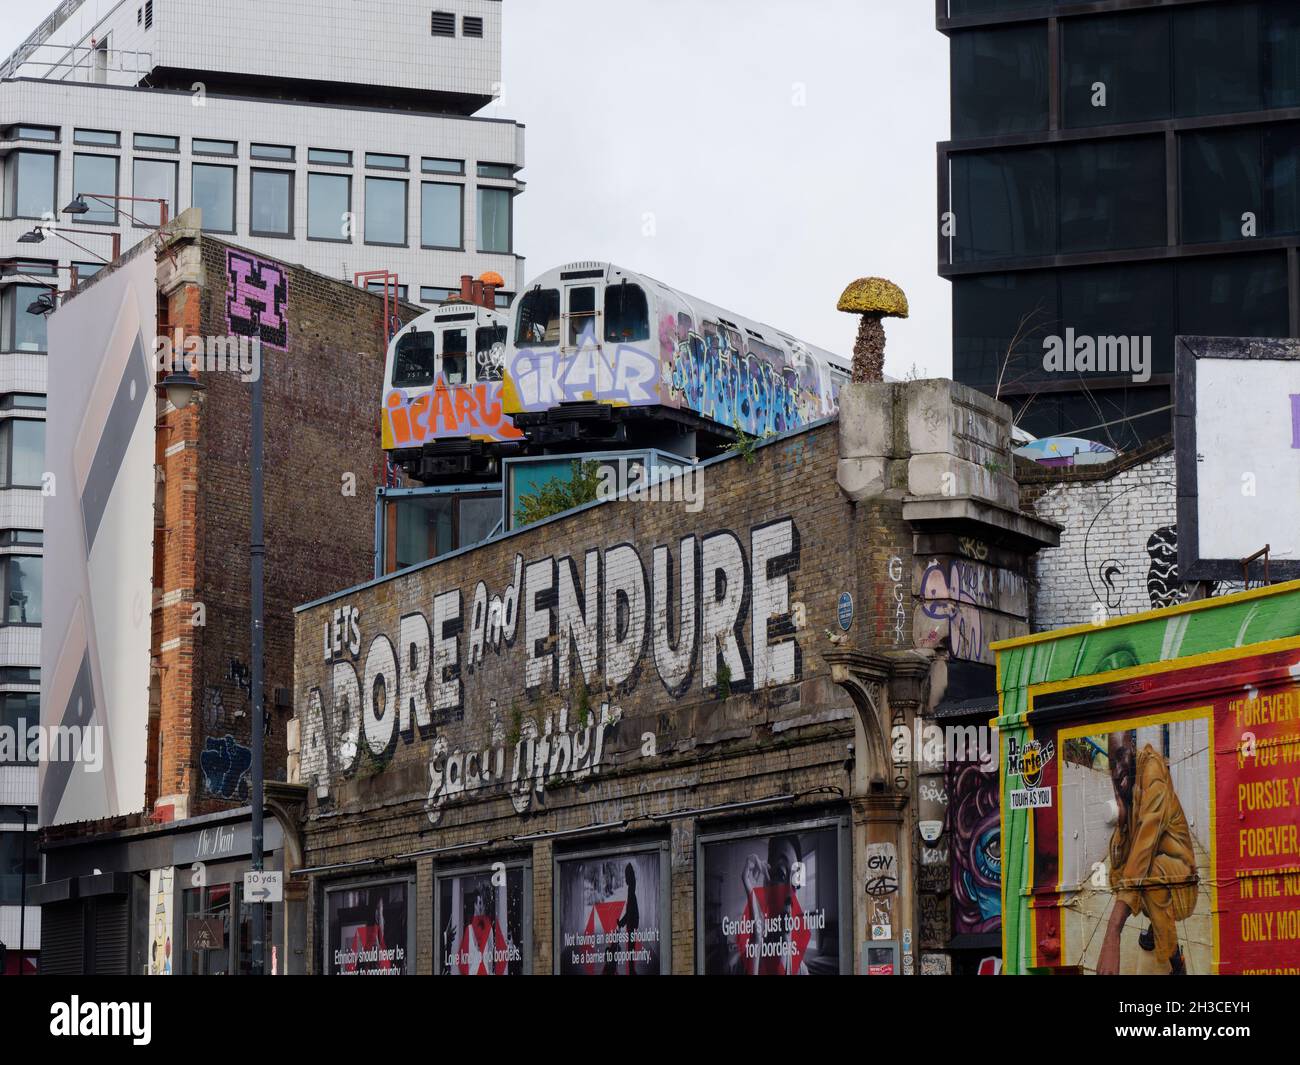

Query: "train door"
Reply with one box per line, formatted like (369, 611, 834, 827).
(565, 283, 600, 349)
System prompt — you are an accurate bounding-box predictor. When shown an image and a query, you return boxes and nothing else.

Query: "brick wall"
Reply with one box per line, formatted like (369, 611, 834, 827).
(153, 233, 421, 817)
(293, 419, 917, 973)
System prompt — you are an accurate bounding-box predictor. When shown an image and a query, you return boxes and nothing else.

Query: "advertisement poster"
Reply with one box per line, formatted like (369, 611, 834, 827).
(557, 849, 664, 975)
(700, 823, 842, 975)
(438, 866, 527, 975)
(325, 879, 410, 975)
(147, 867, 174, 975)
(1033, 645, 1300, 975)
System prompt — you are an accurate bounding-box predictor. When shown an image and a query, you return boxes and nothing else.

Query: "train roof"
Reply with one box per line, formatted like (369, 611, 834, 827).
(392, 301, 506, 338)
(520, 261, 853, 373)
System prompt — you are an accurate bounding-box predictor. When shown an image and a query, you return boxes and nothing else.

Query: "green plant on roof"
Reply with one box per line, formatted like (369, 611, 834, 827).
(516, 459, 603, 528)
(726, 418, 772, 463)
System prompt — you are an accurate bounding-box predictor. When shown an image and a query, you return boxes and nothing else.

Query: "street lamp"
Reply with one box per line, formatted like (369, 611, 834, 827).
(157, 357, 267, 976)
(16, 224, 121, 269)
(63, 191, 169, 228)
(25, 293, 55, 317)
(158, 370, 206, 411)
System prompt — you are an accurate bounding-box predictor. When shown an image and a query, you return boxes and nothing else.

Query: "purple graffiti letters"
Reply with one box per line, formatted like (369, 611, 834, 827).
(226, 249, 289, 349)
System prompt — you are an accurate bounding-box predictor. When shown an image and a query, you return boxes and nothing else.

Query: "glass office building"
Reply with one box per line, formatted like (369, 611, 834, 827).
(939, 0, 1300, 449)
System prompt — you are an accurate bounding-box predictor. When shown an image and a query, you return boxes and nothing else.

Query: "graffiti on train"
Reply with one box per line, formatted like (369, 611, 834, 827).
(659, 314, 829, 436)
(384, 378, 524, 447)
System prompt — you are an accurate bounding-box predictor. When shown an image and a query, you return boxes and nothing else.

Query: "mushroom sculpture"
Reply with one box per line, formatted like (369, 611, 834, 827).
(837, 277, 909, 383)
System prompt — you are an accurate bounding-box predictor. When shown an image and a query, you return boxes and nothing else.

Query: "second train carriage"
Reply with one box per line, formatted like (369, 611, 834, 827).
(503, 261, 851, 446)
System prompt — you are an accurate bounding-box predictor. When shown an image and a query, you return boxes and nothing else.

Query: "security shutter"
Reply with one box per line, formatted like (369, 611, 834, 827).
(91, 896, 130, 975)
(39, 901, 85, 974)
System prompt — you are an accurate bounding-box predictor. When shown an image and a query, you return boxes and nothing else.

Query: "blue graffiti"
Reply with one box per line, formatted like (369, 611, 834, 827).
(200, 734, 252, 799)
(666, 319, 820, 437)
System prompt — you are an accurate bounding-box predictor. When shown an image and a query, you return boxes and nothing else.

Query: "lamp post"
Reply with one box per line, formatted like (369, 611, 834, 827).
(64, 192, 169, 229)
(18, 223, 121, 270)
(159, 356, 267, 976)
(18, 804, 28, 976)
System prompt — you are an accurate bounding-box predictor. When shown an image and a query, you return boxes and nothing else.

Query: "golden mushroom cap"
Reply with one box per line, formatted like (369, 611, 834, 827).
(837, 277, 909, 318)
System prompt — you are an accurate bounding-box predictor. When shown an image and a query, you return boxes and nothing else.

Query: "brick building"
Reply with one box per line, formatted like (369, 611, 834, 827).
(290, 380, 1057, 975)
(32, 211, 419, 973)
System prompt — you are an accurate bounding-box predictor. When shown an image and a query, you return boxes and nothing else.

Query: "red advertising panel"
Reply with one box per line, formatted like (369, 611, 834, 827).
(1026, 646, 1300, 975)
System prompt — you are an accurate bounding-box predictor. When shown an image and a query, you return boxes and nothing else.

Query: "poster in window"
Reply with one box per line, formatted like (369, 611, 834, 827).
(437, 866, 526, 975)
(147, 866, 174, 975)
(557, 849, 664, 975)
(700, 823, 842, 975)
(325, 879, 410, 975)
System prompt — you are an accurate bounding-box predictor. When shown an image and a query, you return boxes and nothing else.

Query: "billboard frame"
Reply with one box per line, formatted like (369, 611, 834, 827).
(694, 813, 852, 976)
(432, 855, 533, 975)
(551, 837, 671, 975)
(320, 871, 417, 976)
(1174, 334, 1300, 582)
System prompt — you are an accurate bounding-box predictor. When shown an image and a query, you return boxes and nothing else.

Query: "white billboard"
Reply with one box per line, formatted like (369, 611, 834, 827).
(1175, 336, 1300, 582)
(40, 248, 156, 825)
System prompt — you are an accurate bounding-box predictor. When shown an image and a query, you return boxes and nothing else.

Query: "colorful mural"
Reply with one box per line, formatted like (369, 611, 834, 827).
(949, 761, 1001, 937)
(996, 581, 1300, 975)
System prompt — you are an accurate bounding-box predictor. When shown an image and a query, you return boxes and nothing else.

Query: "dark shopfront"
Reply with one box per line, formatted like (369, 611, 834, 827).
(308, 808, 855, 977)
(32, 804, 300, 975)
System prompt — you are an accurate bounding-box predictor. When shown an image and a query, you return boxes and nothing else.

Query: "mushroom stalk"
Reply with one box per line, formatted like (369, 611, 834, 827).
(852, 314, 886, 383)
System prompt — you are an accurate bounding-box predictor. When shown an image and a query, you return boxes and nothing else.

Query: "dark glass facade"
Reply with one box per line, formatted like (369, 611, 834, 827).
(941, 0, 1300, 450)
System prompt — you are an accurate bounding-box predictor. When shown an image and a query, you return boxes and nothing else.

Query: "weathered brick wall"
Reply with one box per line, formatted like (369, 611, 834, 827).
(175, 237, 421, 816)
(294, 420, 916, 973)
(153, 275, 203, 811)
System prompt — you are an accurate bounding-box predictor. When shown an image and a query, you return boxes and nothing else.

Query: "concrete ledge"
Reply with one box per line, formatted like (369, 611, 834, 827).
(903, 494, 1061, 549)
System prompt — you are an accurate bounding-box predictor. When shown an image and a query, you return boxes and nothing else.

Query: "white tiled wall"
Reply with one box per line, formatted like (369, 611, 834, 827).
(5, 0, 503, 100)
(1, 78, 525, 298)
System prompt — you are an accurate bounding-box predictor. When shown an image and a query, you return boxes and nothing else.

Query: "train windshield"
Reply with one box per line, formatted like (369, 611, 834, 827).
(442, 328, 469, 385)
(605, 282, 648, 343)
(392, 329, 436, 388)
(515, 288, 561, 347)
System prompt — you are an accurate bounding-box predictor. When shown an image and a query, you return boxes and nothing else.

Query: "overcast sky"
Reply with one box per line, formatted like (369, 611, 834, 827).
(0, 0, 951, 376)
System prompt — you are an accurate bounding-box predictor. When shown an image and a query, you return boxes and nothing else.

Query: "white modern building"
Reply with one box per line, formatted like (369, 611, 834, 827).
(0, 0, 525, 972)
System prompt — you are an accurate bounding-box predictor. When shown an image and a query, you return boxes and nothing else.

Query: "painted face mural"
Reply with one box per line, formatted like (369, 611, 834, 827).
(1009, 638, 1300, 975)
(948, 761, 1001, 936)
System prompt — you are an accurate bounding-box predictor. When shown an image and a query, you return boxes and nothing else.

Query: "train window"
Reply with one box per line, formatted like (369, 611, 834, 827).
(747, 339, 785, 365)
(516, 288, 561, 347)
(392, 329, 436, 388)
(604, 283, 649, 343)
(442, 328, 469, 384)
(568, 287, 597, 345)
(475, 326, 507, 381)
